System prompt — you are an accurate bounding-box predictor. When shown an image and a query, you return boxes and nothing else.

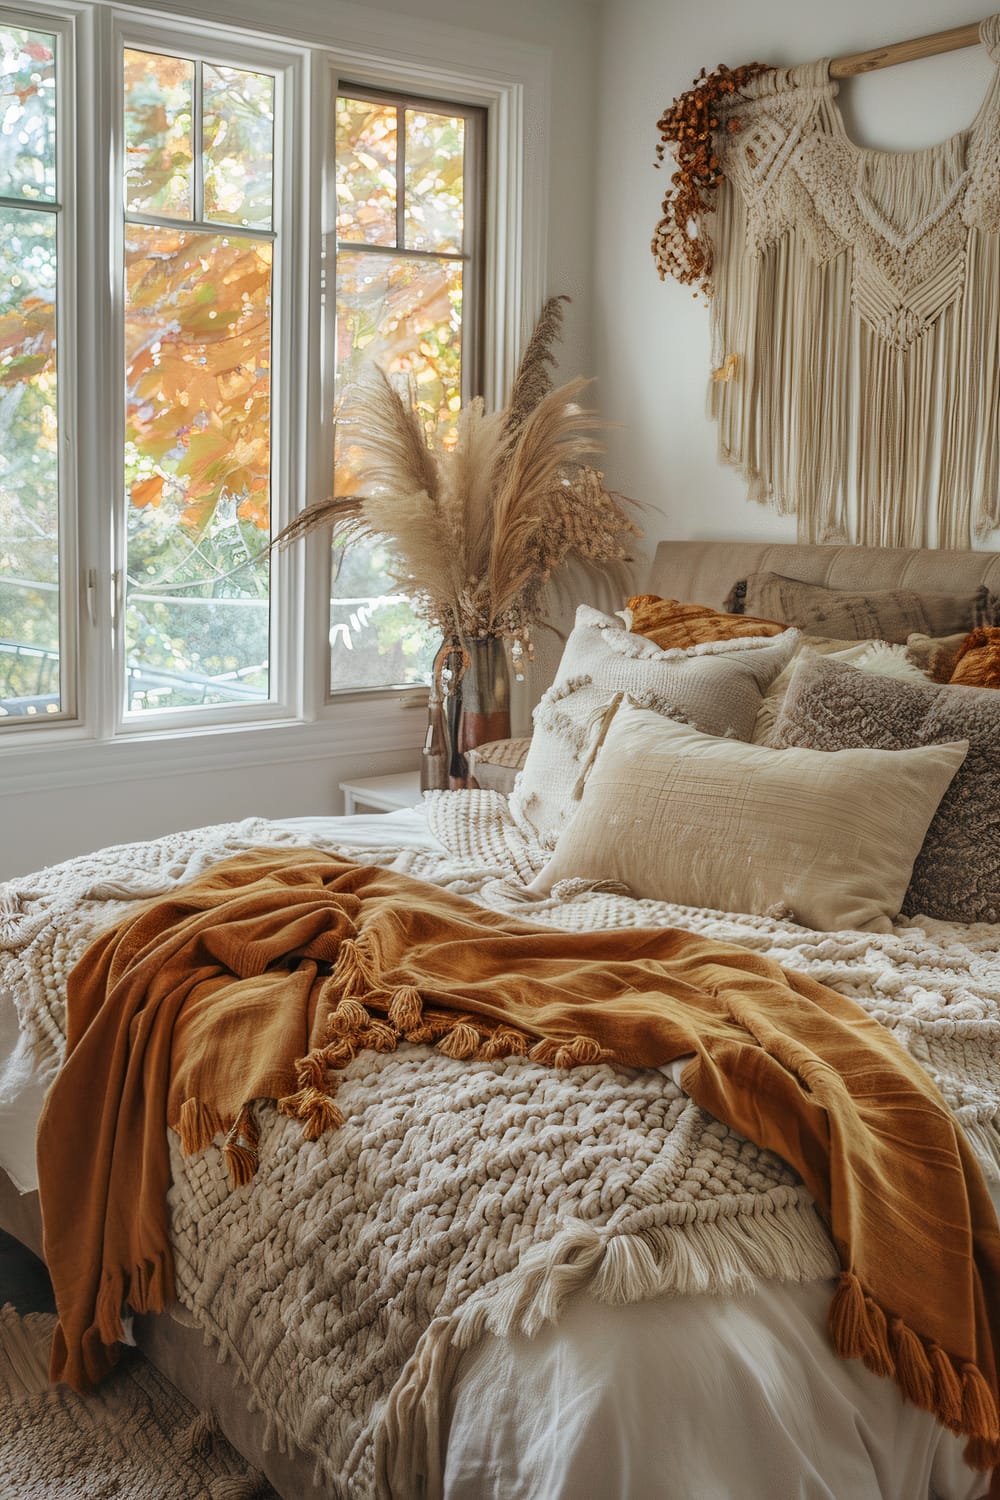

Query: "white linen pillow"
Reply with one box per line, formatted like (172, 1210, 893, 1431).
(510, 605, 799, 849)
(529, 703, 968, 933)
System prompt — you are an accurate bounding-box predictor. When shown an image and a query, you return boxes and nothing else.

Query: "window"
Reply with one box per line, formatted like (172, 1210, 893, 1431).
(0, 0, 541, 772)
(0, 24, 64, 721)
(330, 88, 484, 692)
(122, 47, 277, 716)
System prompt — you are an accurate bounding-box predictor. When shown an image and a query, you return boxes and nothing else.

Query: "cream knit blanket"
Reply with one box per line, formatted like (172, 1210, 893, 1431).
(2, 801, 998, 1496)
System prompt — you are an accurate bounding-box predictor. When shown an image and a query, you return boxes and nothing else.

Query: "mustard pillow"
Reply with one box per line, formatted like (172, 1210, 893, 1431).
(627, 594, 785, 650)
(949, 627, 1000, 689)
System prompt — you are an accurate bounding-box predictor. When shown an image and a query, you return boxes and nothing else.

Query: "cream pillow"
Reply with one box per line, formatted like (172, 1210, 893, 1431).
(529, 704, 968, 933)
(510, 605, 799, 849)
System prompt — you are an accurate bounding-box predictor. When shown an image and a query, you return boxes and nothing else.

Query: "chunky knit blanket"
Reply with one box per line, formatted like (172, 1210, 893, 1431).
(3, 801, 1000, 1496)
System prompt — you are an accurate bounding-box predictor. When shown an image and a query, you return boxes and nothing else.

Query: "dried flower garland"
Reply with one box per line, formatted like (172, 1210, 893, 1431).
(651, 61, 771, 296)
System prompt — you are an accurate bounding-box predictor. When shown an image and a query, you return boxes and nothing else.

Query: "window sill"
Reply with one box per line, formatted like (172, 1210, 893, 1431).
(0, 692, 427, 795)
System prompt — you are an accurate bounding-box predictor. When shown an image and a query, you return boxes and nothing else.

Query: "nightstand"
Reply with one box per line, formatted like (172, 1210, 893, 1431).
(339, 770, 424, 815)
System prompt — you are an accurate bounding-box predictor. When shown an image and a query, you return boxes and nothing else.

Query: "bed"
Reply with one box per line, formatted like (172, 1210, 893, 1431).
(1, 538, 998, 1500)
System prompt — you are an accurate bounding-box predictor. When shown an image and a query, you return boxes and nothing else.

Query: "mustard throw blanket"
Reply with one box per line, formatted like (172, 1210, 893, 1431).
(36, 848, 1000, 1482)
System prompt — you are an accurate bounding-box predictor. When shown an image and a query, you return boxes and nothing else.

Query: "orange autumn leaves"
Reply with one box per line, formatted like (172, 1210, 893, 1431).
(0, 227, 272, 536)
(125, 227, 272, 533)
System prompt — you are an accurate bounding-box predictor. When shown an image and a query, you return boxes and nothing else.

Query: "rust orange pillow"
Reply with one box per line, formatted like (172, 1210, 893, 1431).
(949, 626, 1000, 688)
(627, 594, 785, 650)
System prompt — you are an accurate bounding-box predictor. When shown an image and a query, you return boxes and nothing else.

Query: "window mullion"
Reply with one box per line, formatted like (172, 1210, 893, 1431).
(192, 60, 204, 222)
(76, 2, 119, 741)
(394, 102, 405, 248)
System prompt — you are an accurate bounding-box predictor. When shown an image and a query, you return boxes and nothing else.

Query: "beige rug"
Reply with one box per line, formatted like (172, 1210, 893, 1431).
(0, 1303, 276, 1498)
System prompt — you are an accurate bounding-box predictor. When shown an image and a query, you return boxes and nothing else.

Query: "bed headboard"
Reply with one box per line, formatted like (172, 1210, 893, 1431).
(645, 541, 1000, 613)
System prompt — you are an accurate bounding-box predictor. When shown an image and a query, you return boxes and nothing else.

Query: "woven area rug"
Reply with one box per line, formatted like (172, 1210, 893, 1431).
(0, 1303, 277, 1499)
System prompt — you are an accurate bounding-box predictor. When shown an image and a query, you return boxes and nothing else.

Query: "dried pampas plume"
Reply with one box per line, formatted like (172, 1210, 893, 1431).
(272, 296, 639, 647)
(503, 293, 570, 439)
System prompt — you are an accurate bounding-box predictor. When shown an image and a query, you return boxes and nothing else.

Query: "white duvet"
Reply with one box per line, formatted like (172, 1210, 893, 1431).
(0, 804, 995, 1500)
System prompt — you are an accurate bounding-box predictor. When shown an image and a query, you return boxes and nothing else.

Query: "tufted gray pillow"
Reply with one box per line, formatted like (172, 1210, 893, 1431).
(510, 604, 799, 849)
(728, 572, 1000, 645)
(771, 651, 1000, 923)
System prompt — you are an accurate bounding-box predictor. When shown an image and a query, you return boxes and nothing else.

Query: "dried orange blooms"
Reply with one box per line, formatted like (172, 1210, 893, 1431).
(651, 62, 771, 295)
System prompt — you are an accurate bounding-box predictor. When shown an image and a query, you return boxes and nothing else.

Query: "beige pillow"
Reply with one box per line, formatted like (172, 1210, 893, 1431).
(510, 605, 799, 849)
(729, 573, 1000, 645)
(530, 704, 968, 933)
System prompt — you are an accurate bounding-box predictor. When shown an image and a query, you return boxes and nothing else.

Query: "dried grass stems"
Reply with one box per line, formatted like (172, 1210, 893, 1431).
(273, 297, 640, 651)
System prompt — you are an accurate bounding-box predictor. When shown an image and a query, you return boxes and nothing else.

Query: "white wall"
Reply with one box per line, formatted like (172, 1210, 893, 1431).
(1, 0, 600, 879)
(593, 0, 1000, 556)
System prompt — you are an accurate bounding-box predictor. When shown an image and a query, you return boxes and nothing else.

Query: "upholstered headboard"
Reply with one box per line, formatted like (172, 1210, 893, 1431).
(645, 541, 1000, 613)
(519, 539, 1000, 723)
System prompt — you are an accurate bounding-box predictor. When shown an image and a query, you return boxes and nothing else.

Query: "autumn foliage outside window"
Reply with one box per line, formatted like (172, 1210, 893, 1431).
(0, 26, 61, 719)
(122, 47, 276, 714)
(0, 32, 279, 721)
(0, 19, 489, 725)
(330, 89, 484, 691)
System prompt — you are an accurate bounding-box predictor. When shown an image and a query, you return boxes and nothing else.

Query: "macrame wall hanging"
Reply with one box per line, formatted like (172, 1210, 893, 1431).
(652, 15, 1000, 548)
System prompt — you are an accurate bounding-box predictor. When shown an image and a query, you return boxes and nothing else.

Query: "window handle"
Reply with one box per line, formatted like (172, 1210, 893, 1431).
(86, 568, 98, 627)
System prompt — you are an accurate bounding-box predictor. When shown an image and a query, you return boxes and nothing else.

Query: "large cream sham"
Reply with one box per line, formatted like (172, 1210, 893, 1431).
(529, 704, 968, 933)
(510, 605, 799, 849)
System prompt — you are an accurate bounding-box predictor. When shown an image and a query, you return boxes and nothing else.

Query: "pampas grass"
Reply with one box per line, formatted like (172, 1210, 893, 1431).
(273, 298, 638, 648)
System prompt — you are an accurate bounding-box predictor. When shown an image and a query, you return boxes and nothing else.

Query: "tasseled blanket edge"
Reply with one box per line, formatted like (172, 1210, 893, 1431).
(830, 1269, 1000, 1469)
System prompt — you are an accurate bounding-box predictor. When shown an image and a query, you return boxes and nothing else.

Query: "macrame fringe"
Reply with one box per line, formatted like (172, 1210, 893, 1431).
(706, 83, 1000, 548)
(378, 1201, 839, 1496)
(829, 1271, 999, 1463)
(965, 1118, 1000, 1181)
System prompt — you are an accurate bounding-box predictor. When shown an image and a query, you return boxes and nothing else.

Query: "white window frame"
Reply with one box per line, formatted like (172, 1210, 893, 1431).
(0, 6, 80, 729)
(0, 0, 548, 797)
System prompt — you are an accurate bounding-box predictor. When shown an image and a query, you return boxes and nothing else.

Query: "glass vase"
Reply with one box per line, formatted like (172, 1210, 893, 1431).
(444, 635, 511, 789)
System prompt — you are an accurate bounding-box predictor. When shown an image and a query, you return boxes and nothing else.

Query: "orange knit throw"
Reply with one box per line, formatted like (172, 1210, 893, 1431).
(36, 849, 1000, 1486)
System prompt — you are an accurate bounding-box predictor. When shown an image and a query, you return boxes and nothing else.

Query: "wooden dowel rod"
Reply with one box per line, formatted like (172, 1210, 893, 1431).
(829, 20, 982, 78)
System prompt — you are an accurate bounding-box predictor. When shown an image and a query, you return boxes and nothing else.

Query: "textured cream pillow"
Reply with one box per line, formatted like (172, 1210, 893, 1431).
(529, 704, 968, 933)
(510, 605, 799, 849)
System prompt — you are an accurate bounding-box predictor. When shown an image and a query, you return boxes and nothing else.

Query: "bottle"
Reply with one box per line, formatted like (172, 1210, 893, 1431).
(420, 676, 450, 793)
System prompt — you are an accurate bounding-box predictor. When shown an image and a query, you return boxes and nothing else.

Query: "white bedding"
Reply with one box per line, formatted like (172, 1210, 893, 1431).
(0, 803, 996, 1500)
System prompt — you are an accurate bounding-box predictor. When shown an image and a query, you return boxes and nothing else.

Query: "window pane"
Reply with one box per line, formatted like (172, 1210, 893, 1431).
(404, 108, 464, 253)
(124, 225, 271, 713)
(124, 49, 194, 220)
(0, 208, 59, 719)
(0, 28, 56, 202)
(330, 537, 436, 689)
(204, 64, 274, 229)
(334, 249, 462, 435)
(335, 97, 397, 247)
(331, 251, 462, 689)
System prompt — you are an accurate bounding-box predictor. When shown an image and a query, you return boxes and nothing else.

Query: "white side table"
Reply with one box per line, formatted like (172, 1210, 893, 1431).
(339, 770, 423, 815)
